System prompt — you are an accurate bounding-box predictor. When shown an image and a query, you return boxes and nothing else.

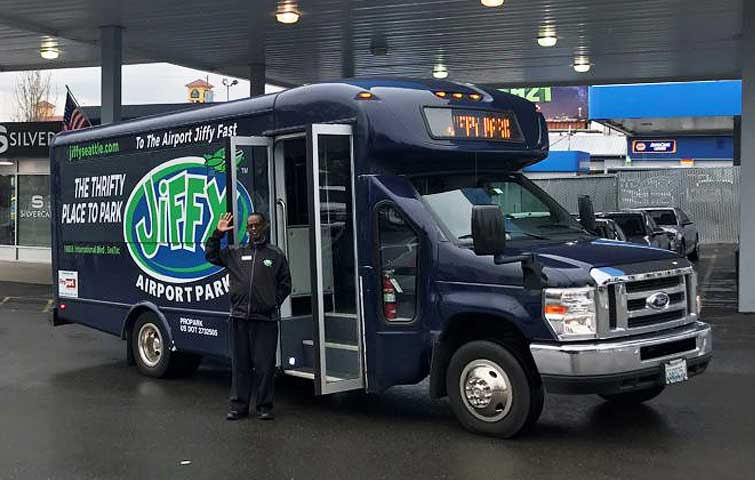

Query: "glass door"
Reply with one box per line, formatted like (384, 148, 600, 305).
(225, 136, 273, 243)
(307, 124, 364, 394)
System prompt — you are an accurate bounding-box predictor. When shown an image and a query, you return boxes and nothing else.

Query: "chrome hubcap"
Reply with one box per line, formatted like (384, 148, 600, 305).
(138, 323, 162, 368)
(459, 359, 513, 423)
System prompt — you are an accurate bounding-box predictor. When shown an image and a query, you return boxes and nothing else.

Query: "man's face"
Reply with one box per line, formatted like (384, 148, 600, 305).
(247, 215, 267, 241)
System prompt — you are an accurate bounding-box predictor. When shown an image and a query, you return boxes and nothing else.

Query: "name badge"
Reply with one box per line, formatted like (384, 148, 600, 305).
(241, 255, 253, 261)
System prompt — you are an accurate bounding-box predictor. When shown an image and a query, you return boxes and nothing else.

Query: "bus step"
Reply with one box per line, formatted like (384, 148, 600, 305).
(300, 339, 360, 378)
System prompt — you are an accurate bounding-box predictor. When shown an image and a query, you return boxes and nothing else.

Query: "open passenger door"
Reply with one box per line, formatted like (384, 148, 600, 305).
(227, 130, 364, 395)
(306, 124, 365, 395)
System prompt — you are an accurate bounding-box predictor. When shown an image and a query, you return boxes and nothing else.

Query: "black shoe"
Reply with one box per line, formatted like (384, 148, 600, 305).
(256, 409, 274, 420)
(226, 410, 248, 421)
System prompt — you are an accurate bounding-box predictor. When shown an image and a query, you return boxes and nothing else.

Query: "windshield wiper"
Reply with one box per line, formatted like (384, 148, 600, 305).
(459, 232, 547, 240)
(537, 224, 589, 234)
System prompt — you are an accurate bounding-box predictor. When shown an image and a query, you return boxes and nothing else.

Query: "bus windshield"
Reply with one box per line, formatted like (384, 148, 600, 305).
(411, 173, 588, 242)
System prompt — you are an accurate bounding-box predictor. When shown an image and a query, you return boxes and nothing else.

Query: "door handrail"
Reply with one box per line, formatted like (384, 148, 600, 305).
(276, 198, 289, 253)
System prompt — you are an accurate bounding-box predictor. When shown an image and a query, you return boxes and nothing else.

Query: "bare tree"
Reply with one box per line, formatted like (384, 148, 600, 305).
(14, 71, 55, 121)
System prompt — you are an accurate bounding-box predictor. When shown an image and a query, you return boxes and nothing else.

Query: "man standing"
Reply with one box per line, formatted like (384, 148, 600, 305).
(205, 212, 291, 421)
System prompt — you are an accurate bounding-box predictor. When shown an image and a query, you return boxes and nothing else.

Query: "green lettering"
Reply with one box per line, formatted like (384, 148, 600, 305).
(184, 175, 206, 245)
(166, 173, 186, 248)
(203, 179, 225, 244)
(135, 179, 160, 258)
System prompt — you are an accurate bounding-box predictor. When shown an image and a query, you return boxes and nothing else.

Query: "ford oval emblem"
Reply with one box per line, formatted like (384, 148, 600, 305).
(646, 292, 671, 310)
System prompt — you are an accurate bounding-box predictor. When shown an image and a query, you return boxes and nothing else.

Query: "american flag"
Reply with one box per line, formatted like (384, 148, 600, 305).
(63, 88, 91, 131)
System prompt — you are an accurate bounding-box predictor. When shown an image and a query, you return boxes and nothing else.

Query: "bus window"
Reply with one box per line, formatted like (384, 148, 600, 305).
(377, 205, 419, 322)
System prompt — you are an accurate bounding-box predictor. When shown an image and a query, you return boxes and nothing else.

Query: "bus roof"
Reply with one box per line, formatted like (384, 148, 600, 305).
(52, 78, 548, 169)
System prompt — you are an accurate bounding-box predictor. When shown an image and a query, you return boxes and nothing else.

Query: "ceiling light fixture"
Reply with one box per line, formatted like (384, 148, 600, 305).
(481, 0, 504, 7)
(573, 57, 591, 73)
(0, 159, 14, 166)
(537, 30, 557, 48)
(275, 1, 301, 24)
(40, 44, 60, 60)
(432, 64, 448, 79)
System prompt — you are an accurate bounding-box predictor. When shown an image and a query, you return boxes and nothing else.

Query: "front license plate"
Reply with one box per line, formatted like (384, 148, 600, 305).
(664, 358, 688, 385)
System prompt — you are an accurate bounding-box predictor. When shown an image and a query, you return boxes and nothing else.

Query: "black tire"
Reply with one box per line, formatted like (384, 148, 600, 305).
(132, 313, 172, 378)
(599, 386, 665, 404)
(446, 340, 538, 438)
(688, 238, 700, 261)
(131, 313, 202, 378)
(523, 382, 545, 432)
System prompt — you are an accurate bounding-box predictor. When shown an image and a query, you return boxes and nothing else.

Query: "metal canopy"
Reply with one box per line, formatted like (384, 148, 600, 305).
(0, 0, 744, 87)
(601, 117, 735, 136)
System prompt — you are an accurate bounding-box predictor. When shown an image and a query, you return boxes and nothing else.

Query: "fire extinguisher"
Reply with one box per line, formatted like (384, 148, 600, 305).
(382, 270, 398, 320)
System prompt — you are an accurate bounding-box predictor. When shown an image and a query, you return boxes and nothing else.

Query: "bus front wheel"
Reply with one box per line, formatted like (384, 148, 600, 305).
(131, 313, 201, 378)
(446, 340, 541, 438)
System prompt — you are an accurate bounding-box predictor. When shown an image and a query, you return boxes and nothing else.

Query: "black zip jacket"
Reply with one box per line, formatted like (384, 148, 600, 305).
(205, 231, 291, 322)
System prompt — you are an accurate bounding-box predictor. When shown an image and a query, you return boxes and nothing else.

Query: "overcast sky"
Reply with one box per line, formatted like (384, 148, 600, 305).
(0, 63, 284, 121)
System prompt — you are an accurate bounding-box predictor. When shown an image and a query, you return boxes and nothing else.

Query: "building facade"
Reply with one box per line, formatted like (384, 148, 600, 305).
(0, 121, 58, 262)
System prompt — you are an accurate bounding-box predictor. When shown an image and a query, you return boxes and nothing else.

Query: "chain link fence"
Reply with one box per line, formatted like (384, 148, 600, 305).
(532, 167, 740, 244)
(532, 175, 618, 214)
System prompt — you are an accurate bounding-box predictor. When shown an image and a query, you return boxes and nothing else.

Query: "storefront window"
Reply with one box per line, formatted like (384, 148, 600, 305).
(17, 175, 51, 247)
(0, 175, 15, 245)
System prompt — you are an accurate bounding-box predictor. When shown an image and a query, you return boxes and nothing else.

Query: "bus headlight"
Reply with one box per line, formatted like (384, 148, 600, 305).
(543, 287, 597, 340)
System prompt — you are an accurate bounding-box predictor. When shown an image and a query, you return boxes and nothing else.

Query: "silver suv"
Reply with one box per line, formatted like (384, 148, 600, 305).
(632, 207, 699, 260)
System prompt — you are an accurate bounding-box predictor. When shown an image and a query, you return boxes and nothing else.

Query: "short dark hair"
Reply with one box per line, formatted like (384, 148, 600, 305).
(247, 212, 267, 224)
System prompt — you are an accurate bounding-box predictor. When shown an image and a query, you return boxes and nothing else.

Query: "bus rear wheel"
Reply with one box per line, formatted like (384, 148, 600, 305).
(131, 313, 201, 378)
(446, 340, 541, 438)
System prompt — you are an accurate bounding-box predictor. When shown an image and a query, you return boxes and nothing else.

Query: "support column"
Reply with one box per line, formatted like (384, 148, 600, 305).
(249, 12, 266, 97)
(739, 0, 755, 311)
(341, 0, 354, 78)
(250, 63, 266, 97)
(100, 26, 122, 124)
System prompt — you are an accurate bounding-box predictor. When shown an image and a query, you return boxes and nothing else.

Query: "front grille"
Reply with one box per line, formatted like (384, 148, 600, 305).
(625, 276, 682, 293)
(608, 284, 617, 329)
(603, 270, 693, 335)
(627, 291, 685, 311)
(628, 308, 686, 328)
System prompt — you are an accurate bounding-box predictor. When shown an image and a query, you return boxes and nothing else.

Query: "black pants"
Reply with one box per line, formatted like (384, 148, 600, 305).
(229, 317, 279, 413)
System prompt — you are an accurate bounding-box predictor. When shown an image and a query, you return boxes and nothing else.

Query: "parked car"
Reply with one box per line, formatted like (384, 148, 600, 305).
(597, 210, 673, 250)
(574, 215, 628, 241)
(593, 217, 627, 241)
(632, 207, 699, 260)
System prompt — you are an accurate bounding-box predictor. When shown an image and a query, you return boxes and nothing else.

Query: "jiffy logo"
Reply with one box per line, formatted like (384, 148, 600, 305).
(123, 156, 252, 302)
(0, 125, 8, 154)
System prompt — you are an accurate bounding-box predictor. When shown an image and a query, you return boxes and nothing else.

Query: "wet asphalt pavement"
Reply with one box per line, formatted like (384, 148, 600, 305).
(0, 244, 753, 480)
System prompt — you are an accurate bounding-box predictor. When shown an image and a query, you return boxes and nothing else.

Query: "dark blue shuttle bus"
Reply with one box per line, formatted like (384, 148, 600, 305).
(50, 79, 712, 437)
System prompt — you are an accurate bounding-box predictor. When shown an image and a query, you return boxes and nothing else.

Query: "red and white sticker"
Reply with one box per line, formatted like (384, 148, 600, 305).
(58, 270, 79, 298)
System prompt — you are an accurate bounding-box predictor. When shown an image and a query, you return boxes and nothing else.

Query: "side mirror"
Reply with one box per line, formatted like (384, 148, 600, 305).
(578, 195, 596, 234)
(472, 205, 506, 256)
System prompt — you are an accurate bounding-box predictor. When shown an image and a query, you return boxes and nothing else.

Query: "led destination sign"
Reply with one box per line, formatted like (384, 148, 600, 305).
(423, 108, 524, 142)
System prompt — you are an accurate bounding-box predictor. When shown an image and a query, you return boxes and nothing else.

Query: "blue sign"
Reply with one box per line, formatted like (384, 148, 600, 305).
(632, 140, 677, 154)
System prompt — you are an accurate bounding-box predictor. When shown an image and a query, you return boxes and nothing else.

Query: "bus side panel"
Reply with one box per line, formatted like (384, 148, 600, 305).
(51, 114, 270, 359)
(362, 174, 439, 392)
(162, 310, 230, 357)
(60, 301, 127, 337)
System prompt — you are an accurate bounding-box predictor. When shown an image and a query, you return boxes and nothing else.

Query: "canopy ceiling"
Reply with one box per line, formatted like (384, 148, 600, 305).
(0, 0, 744, 87)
